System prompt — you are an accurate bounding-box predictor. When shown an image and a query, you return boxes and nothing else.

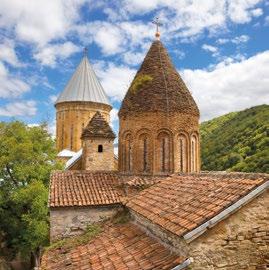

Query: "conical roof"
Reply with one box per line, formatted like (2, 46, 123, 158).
(55, 55, 110, 106)
(81, 111, 115, 139)
(119, 40, 199, 116)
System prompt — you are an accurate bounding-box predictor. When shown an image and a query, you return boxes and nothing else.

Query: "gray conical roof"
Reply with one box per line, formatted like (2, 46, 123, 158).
(55, 55, 110, 105)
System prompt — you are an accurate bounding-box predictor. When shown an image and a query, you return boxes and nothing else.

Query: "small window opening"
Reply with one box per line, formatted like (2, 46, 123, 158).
(98, 145, 103, 153)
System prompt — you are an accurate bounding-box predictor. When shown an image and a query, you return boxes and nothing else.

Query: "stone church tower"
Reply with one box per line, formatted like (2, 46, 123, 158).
(118, 39, 200, 175)
(81, 111, 115, 171)
(55, 51, 112, 152)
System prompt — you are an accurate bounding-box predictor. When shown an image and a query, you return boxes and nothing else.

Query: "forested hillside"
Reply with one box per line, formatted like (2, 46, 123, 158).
(200, 104, 269, 173)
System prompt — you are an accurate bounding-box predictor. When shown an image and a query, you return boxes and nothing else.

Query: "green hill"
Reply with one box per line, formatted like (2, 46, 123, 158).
(200, 104, 269, 173)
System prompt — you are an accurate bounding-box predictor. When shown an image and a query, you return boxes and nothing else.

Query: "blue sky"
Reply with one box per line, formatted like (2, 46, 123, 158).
(0, 0, 269, 136)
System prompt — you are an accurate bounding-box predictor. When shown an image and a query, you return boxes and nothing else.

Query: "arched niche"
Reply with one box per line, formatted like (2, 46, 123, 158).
(156, 130, 172, 173)
(178, 133, 188, 173)
(190, 132, 199, 172)
(122, 132, 133, 172)
(135, 130, 152, 173)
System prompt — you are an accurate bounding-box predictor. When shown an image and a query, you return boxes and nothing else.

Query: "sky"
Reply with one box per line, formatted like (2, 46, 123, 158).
(0, 0, 269, 136)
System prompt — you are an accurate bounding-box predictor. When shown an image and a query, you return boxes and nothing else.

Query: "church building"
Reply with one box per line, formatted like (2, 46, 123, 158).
(42, 27, 269, 270)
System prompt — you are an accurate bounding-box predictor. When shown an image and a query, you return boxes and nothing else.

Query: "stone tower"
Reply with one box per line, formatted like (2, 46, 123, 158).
(81, 111, 115, 171)
(55, 52, 112, 152)
(118, 40, 200, 175)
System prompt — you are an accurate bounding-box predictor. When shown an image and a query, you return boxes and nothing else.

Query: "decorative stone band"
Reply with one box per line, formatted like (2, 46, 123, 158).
(183, 180, 269, 243)
(171, 258, 193, 270)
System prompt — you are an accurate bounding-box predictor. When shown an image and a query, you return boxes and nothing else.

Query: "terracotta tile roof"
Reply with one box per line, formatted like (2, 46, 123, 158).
(123, 175, 163, 188)
(126, 173, 268, 237)
(49, 171, 124, 207)
(119, 40, 199, 117)
(41, 222, 185, 270)
(81, 111, 115, 139)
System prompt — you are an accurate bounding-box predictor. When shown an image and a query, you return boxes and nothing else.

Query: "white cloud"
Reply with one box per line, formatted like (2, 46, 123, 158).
(75, 21, 126, 55)
(0, 39, 22, 67)
(34, 42, 80, 67)
(251, 8, 263, 17)
(0, 61, 30, 98)
(202, 44, 219, 57)
(94, 62, 136, 101)
(202, 44, 218, 53)
(0, 0, 84, 46)
(227, 0, 263, 23)
(110, 108, 119, 128)
(181, 50, 269, 121)
(122, 51, 145, 66)
(217, 38, 229, 45)
(49, 95, 58, 104)
(0, 100, 37, 117)
(112, 0, 263, 40)
(231, 35, 250, 44)
(216, 35, 250, 45)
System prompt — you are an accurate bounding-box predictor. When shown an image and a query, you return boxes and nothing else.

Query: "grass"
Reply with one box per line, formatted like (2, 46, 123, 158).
(46, 223, 102, 251)
(131, 74, 153, 93)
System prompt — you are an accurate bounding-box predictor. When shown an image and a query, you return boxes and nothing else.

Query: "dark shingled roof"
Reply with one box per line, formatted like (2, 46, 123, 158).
(119, 40, 199, 116)
(81, 111, 115, 139)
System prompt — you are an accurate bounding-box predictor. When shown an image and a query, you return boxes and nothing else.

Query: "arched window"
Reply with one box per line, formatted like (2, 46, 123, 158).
(179, 134, 188, 172)
(191, 134, 198, 172)
(157, 132, 171, 173)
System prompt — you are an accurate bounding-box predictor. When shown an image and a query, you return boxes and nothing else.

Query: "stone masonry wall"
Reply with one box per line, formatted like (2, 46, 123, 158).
(130, 209, 189, 257)
(188, 190, 269, 270)
(130, 190, 269, 270)
(50, 205, 120, 242)
(55, 101, 111, 152)
(119, 111, 200, 175)
(82, 138, 115, 171)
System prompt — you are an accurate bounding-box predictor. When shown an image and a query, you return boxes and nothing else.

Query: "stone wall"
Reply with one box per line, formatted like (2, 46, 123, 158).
(188, 190, 269, 270)
(82, 138, 115, 171)
(55, 101, 111, 152)
(130, 190, 269, 270)
(118, 111, 200, 175)
(50, 205, 120, 241)
(130, 209, 189, 256)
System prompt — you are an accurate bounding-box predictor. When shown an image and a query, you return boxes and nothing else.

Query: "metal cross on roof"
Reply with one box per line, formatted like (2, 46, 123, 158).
(152, 17, 163, 39)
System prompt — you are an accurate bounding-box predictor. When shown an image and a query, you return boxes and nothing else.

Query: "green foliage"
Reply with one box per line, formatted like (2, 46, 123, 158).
(131, 74, 153, 93)
(201, 105, 269, 173)
(0, 121, 62, 263)
(47, 224, 102, 251)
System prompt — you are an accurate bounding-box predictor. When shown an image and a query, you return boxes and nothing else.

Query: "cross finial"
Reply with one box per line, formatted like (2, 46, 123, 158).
(83, 47, 88, 56)
(152, 17, 163, 40)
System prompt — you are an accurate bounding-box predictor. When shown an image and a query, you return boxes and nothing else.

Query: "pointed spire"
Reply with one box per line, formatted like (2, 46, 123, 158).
(119, 40, 199, 117)
(55, 49, 110, 106)
(81, 111, 115, 139)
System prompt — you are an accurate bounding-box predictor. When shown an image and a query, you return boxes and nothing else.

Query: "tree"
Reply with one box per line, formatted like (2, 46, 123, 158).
(0, 121, 62, 269)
